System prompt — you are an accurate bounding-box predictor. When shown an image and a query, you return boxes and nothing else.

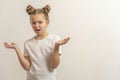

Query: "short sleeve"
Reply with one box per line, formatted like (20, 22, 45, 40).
(24, 42, 30, 56)
(53, 35, 62, 55)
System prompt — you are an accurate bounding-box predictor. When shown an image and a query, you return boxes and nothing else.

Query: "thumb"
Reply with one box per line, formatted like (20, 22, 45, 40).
(11, 42, 15, 45)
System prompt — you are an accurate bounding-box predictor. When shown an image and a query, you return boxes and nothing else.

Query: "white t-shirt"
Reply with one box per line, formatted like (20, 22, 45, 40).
(24, 33, 61, 80)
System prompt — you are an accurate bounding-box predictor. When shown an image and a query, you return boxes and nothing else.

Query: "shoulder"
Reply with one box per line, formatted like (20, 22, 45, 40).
(24, 37, 34, 45)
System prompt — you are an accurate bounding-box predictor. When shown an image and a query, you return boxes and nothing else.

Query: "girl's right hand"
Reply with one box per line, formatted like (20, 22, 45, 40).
(4, 42, 18, 49)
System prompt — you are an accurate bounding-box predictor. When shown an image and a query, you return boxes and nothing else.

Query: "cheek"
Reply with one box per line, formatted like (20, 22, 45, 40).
(42, 24, 48, 28)
(31, 25, 36, 30)
(30, 23, 34, 27)
(44, 25, 48, 29)
(31, 25, 34, 28)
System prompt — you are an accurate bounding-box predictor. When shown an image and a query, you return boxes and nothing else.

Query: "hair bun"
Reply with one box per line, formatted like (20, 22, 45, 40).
(26, 5, 36, 15)
(42, 5, 51, 13)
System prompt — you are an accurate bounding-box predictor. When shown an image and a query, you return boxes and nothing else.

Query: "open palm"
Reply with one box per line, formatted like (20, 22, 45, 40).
(4, 42, 17, 49)
(55, 37, 70, 46)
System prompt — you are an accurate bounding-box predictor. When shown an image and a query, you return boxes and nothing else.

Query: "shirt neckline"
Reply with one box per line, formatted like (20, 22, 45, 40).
(33, 33, 51, 41)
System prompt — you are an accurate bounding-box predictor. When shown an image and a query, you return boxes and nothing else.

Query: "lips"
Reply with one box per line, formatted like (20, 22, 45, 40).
(35, 29, 40, 31)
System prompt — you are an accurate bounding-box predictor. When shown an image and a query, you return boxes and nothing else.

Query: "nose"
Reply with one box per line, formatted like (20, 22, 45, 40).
(35, 23, 40, 28)
(35, 22, 39, 27)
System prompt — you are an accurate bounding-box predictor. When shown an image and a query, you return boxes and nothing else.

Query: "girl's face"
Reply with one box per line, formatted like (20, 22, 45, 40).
(30, 14, 49, 36)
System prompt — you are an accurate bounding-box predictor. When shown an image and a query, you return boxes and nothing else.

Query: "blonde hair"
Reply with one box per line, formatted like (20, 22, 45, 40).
(26, 5, 51, 20)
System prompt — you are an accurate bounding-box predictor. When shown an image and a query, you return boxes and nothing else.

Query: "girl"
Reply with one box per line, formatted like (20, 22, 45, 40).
(4, 4, 70, 80)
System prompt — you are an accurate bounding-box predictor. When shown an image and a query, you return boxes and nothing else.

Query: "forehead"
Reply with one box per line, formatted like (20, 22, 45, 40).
(30, 14, 45, 21)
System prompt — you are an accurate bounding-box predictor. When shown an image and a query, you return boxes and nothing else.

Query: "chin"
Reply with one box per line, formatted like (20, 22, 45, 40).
(36, 32, 43, 36)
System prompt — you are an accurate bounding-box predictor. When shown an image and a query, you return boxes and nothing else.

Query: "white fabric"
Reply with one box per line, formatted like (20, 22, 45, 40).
(24, 33, 61, 80)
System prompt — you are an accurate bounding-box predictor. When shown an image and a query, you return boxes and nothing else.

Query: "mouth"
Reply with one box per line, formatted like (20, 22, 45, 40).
(35, 29, 41, 32)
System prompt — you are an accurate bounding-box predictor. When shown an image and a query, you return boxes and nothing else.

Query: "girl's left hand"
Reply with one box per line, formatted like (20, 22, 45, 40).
(55, 37, 70, 46)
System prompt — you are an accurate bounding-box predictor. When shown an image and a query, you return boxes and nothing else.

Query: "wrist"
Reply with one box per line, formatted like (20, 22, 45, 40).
(55, 43, 60, 47)
(53, 44, 60, 52)
(14, 46, 19, 51)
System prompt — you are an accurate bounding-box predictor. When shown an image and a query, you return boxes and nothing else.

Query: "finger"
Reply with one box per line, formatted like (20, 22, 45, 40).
(11, 42, 15, 45)
(4, 42, 10, 48)
(62, 39, 67, 44)
(63, 38, 69, 43)
(62, 37, 70, 44)
(67, 37, 70, 40)
(59, 37, 70, 45)
(59, 40, 65, 45)
(63, 37, 70, 41)
(63, 38, 67, 43)
(66, 37, 70, 41)
(4, 42, 7, 46)
(65, 37, 70, 42)
(4, 42, 8, 46)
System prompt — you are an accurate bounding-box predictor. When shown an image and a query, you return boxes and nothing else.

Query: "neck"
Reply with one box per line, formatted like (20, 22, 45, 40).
(35, 32, 49, 40)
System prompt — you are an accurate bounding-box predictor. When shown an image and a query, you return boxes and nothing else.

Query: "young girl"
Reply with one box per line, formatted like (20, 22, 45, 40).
(4, 4, 70, 80)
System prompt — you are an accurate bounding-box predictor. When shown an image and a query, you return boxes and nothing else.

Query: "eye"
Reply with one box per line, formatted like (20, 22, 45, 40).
(32, 22, 36, 25)
(38, 21, 43, 24)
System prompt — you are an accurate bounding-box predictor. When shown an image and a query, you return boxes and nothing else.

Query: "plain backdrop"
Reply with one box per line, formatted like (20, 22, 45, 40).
(0, 0, 120, 80)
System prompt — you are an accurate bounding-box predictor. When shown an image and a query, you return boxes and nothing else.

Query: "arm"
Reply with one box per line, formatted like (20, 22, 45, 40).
(4, 42, 31, 71)
(50, 37, 70, 69)
(50, 45, 60, 69)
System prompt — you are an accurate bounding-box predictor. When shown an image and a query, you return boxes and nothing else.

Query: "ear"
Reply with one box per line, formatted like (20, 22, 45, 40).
(46, 20, 50, 24)
(30, 16, 32, 24)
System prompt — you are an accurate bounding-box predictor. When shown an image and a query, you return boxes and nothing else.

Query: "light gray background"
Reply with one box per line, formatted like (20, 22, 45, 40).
(0, 0, 120, 80)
